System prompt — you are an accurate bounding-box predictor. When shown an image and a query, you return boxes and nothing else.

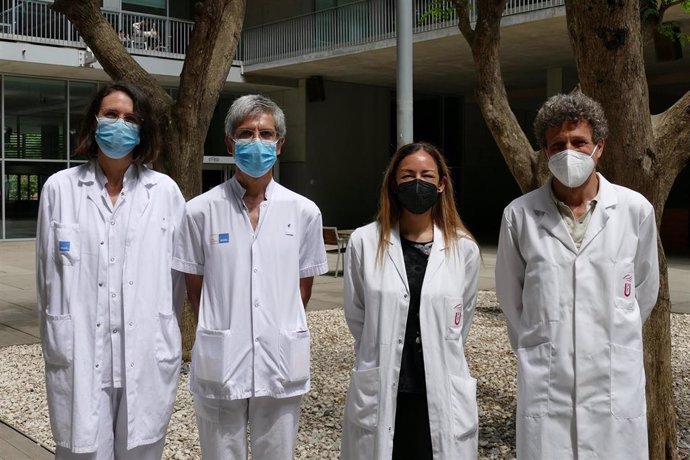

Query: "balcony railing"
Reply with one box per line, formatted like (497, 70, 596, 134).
(240, 0, 565, 65)
(0, 0, 564, 67)
(0, 0, 193, 59)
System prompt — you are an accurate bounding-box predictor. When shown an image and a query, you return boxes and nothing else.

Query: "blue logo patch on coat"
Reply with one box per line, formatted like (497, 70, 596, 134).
(58, 241, 70, 252)
(210, 233, 230, 244)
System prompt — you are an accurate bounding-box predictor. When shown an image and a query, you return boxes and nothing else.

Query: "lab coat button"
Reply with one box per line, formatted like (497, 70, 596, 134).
(113, 329, 118, 334)
(95, 363, 100, 368)
(98, 282, 103, 287)
(129, 281, 134, 285)
(398, 339, 403, 344)
(111, 293, 116, 298)
(100, 241, 104, 245)
(128, 322, 133, 327)
(253, 268, 258, 273)
(403, 294, 408, 298)
(96, 323, 101, 328)
(110, 221, 115, 225)
(110, 257, 115, 262)
(130, 362, 134, 367)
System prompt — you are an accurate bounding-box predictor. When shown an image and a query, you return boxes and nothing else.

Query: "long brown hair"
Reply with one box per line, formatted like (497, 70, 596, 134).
(376, 142, 474, 262)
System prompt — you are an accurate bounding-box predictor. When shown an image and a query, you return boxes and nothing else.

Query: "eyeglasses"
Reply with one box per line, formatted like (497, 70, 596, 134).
(98, 110, 142, 126)
(233, 128, 279, 142)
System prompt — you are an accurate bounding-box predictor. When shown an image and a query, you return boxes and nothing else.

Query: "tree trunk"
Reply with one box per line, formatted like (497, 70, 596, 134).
(52, 0, 248, 358)
(456, 0, 690, 458)
(565, 2, 689, 457)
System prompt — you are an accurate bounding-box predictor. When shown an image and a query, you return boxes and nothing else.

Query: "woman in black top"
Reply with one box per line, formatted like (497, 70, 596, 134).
(341, 142, 480, 460)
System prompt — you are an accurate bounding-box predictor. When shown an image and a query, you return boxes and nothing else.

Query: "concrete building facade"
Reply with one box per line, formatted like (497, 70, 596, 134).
(1, 0, 688, 252)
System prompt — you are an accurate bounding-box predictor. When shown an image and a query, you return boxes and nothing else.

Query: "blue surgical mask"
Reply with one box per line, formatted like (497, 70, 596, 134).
(233, 138, 278, 178)
(95, 117, 140, 159)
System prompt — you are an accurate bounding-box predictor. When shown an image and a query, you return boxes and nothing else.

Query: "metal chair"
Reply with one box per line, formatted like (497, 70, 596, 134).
(323, 226, 346, 277)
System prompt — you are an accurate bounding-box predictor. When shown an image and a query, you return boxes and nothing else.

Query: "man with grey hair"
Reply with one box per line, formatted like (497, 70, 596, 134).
(495, 93, 659, 459)
(173, 94, 328, 459)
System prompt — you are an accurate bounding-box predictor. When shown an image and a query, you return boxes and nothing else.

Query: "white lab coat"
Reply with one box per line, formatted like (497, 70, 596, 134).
(35, 162, 185, 453)
(495, 174, 659, 460)
(341, 222, 480, 460)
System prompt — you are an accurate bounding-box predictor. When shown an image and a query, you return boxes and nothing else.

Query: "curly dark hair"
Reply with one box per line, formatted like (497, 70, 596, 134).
(533, 93, 608, 149)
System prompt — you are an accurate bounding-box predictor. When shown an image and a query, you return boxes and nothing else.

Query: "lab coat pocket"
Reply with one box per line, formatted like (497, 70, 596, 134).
(521, 261, 560, 325)
(346, 367, 380, 430)
(42, 313, 73, 367)
(614, 261, 635, 311)
(516, 342, 552, 417)
(52, 223, 80, 266)
(448, 375, 478, 439)
(444, 296, 464, 340)
(610, 343, 646, 419)
(193, 328, 231, 384)
(280, 329, 310, 383)
(155, 313, 181, 363)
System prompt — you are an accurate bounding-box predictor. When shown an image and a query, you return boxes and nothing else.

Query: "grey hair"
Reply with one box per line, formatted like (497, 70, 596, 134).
(224, 94, 287, 137)
(533, 93, 608, 149)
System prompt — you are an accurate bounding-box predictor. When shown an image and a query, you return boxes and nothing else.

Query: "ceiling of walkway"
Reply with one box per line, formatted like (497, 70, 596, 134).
(242, 8, 690, 96)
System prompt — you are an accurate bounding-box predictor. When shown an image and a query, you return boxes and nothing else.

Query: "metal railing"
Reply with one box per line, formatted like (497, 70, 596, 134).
(0, 0, 564, 67)
(240, 0, 565, 65)
(0, 0, 193, 59)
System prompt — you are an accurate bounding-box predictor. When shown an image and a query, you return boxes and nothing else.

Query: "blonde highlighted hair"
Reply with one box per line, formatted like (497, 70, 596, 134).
(376, 142, 474, 262)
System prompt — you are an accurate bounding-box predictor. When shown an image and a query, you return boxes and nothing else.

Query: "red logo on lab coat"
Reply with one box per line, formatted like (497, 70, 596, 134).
(623, 273, 633, 297)
(453, 303, 463, 327)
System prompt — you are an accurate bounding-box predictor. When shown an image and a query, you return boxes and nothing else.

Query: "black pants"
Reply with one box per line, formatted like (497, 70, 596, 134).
(392, 392, 433, 460)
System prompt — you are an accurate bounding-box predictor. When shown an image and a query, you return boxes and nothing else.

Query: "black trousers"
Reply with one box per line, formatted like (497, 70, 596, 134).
(392, 392, 433, 460)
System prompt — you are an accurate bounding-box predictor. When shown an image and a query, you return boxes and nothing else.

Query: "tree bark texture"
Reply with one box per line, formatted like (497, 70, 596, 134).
(52, 0, 248, 358)
(457, 0, 690, 458)
(566, 2, 689, 458)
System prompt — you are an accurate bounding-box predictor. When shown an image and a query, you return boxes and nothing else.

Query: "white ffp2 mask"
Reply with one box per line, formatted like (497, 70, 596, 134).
(548, 145, 598, 188)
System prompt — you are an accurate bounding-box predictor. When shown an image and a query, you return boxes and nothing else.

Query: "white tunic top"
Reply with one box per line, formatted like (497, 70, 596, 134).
(93, 165, 136, 388)
(172, 177, 328, 400)
(36, 162, 185, 453)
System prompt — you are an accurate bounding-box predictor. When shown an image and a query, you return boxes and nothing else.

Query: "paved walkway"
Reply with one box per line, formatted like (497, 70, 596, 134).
(0, 240, 688, 457)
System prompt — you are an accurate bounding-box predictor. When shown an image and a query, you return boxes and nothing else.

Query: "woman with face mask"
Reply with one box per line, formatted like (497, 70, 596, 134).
(35, 81, 185, 460)
(340, 142, 480, 460)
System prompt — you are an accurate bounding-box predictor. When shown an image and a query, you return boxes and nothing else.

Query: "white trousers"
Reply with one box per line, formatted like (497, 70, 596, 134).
(195, 395, 302, 460)
(55, 387, 165, 460)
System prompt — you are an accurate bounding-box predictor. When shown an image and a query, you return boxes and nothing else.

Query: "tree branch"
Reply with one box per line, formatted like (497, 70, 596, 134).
(651, 90, 690, 204)
(51, 0, 167, 105)
(176, 0, 246, 135)
(659, 0, 688, 16)
(458, 0, 541, 192)
(453, 0, 474, 45)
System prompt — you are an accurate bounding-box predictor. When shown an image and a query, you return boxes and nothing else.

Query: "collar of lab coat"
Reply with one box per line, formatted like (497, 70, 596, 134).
(534, 172, 618, 254)
(78, 161, 158, 221)
(77, 161, 159, 188)
(386, 224, 447, 293)
(227, 175, 276, 209)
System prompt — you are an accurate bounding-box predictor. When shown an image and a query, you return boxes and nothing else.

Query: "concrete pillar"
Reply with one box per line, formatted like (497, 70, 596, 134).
(396, 0, 413, 146)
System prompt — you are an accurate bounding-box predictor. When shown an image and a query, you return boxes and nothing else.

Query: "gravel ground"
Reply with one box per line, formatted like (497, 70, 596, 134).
(1, 291, 688, 459)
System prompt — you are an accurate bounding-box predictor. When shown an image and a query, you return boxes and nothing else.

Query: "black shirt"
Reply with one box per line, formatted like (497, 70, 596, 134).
(397, 237, 432, 394)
